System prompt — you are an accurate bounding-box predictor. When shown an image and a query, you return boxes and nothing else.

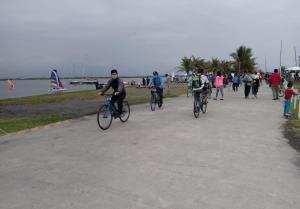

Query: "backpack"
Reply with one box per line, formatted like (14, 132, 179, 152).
(192, 75, 200, 88)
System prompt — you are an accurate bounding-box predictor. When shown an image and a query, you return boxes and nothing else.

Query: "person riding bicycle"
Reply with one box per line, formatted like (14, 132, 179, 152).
(198, 69, 210, 103)
(191, 70, 201, 105)
(100, 69, 126, 116)
(149, 71, 164, 106)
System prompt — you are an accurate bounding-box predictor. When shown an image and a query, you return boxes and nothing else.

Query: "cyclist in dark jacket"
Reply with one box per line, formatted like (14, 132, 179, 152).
(101, 69, 126, 116)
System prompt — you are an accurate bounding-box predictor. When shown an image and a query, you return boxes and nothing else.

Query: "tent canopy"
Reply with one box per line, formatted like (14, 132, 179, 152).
(287, 66, 300, 71)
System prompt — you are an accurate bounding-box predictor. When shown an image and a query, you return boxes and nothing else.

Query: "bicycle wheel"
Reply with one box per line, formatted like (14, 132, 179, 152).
(150, 94, 156, 111)
(193, 99, 200, 118)
(119, 101, 130, 122)
(97, 104, 112, 130)
(201, 101, 207, 113)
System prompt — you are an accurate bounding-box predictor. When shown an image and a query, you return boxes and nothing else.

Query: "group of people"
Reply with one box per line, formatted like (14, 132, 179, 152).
(100, 68, 299, 119)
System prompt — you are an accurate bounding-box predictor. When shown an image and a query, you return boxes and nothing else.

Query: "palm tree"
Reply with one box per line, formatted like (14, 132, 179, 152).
(190, 56, 206, 72)
(177, 56, 193, 74)
(230, 46, 256, 73)
(206, 58, 221, 72)
(220, 60, 233, 74)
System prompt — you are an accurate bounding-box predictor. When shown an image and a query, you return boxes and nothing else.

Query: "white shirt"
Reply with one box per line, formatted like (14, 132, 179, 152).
(200, 74, 209, 89)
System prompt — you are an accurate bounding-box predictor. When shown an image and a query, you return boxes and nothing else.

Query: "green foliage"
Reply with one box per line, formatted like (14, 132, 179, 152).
(230, 46, 256, 73)
(177, 56, 193, 74)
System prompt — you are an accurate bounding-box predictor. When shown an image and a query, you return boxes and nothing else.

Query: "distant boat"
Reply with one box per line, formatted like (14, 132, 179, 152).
(49, 69, 66, 93)
(7, 79, 15, 90)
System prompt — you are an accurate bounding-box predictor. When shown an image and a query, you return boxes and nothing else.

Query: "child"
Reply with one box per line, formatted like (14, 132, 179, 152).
(284, 82, 298, 117)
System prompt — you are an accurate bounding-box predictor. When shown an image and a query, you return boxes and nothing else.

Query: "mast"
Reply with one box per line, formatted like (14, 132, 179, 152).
(279, 40, 282, 75)
(294, 46, 298, 66)
(264, 56, 267, 72)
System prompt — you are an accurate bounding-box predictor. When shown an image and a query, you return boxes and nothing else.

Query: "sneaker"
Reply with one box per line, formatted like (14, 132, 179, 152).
(213, 98, 217, 100)
(220, 98, 224, 100)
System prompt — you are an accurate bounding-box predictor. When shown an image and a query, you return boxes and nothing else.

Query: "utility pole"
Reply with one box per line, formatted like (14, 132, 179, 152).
(279, 40, 282, 75)
(264, 56, 267, 72)
(294, 46, 298, 66)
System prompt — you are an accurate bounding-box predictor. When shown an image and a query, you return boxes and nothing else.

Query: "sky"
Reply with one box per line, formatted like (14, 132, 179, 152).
(0, 0, 299, 78)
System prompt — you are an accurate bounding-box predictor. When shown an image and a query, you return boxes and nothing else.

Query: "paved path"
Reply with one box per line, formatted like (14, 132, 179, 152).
(1, 85, 300, 209)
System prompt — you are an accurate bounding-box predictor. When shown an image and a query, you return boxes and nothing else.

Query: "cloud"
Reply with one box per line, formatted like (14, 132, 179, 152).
(0, 0, 299, 77)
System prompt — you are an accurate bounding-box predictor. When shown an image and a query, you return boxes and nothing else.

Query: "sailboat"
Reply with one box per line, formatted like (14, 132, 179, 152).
(49, 69, 66, 93)
(7, 79, 15, 90)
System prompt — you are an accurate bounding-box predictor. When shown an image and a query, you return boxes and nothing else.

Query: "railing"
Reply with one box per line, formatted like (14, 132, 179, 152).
(292, 89, 300, 118)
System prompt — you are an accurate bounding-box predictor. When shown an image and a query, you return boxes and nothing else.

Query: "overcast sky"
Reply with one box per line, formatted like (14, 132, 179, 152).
(0, 0, 299, 78)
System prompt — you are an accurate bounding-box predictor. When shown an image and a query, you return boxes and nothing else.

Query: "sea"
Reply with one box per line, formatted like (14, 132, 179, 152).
(0, 78, 142, 100)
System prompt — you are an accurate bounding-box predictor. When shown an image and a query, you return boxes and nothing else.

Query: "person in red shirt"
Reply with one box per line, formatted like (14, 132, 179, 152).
(269, 69, 281, 100)
(284, 82, 298, 117)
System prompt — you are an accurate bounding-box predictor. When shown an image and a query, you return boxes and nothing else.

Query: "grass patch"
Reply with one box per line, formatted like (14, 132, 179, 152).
(0, 84, 187, 107)
(0, 90, 100, 106)
(0, 83, 187, 135)
(284, 119, 300, 153)
(0, 115, 66, 134)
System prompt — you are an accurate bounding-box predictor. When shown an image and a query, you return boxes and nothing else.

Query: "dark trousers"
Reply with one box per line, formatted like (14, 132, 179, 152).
(244, 85, 251, 97)
(156, 87, 163, 104)
(232, 83, 239, 91)
(112, 92, 126, 114)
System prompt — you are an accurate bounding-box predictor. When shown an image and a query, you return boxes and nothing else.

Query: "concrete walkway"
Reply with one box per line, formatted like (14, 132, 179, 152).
(1, 85, 300, 209)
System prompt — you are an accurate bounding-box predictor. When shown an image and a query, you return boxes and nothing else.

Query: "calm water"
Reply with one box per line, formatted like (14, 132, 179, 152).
(0, 78, 142, 99)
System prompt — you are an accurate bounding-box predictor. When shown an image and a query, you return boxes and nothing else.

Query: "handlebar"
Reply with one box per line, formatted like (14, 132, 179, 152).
(101, 93, 113, 96)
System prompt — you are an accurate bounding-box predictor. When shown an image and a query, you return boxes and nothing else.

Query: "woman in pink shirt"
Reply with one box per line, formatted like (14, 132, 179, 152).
(214, 71, 224, 100)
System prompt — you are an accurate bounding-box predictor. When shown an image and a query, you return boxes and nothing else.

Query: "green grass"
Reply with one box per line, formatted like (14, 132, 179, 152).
(0, 83, 187, 135)
(0, 90, 100, 106)
(0, 115, 66, 134)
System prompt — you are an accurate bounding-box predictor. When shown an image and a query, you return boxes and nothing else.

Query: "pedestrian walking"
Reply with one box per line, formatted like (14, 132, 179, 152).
(252, 72, 260, 99)
(232, 73, 240, 92)
(243, 72, 252, 99)
(214, 71, 224, 100)
(269, 69, 281, 100)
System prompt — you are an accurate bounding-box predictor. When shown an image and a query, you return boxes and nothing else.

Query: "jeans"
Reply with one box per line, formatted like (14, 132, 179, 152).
(215, 86, 224, 98)
(284, 100, 291, 114)
(156, 87, 163, 105)
(232, 83, 239, 91)
(112, 92, 126, 114)
(244, 84, 251, 97)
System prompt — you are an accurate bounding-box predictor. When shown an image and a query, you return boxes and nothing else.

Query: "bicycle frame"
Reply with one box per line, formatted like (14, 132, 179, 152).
(151, 89, 160, 103)
(104, 95, 117, 114)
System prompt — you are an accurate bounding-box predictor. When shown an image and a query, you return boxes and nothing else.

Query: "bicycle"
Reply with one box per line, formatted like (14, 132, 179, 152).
(150, 88, 162, 111)
(193, 88, 207, 118)
(97, 94, 130, 130)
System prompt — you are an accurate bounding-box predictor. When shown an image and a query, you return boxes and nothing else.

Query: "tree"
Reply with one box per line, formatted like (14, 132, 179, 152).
(190, 56, 206, 72)
(230, 46, 256, 73)
(206, 58, 221, 72)
(177, 56, 193, 74)
(220, 60, 233, 74)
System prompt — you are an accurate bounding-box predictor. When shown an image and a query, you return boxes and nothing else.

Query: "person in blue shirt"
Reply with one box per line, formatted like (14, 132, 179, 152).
(149, 71, 164, 107)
